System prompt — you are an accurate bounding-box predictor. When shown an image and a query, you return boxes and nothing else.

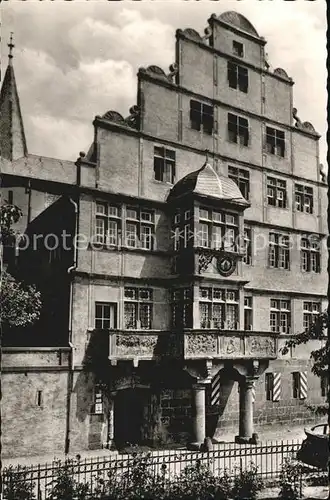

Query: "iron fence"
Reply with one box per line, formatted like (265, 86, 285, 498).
(1, 439, 326, 499)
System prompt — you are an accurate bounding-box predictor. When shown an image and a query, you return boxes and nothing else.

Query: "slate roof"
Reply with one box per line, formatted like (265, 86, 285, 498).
(167, 162, 249, 206)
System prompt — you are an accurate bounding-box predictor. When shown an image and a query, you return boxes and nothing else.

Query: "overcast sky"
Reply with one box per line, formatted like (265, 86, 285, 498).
(1, 1, 327, 167)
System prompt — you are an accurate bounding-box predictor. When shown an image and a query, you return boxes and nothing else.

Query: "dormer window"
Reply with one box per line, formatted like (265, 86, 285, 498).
(233, 40, 244, 58)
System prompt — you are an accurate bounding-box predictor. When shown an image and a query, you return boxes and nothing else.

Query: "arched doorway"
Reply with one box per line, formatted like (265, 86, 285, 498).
(114, 388, 149, 448)
(206, 366, 244, 440)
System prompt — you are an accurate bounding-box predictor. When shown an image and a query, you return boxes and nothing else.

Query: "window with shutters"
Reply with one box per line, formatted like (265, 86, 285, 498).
(292, 372, 300, 399)
(270, 299, 290, 334)
(303, 301, 321, 330)
(197, 207, 239, 251)
(265, 127, 285, 157)
(228, 113, 249, 146)
(154, 146, 176, 184)
(244, 297, 253, 331)
(95, 203, 121, 246)
(124, 288, 153, 330)
(227, 62, 248, 93)
(295, 184, 313, 214)
(292, 372, 307, 400)
(300, 237, 321, 273)
(265, 373, 274, 401)
(172, 288, 192, 328)
(190, 100, 214, 134)
(199, 287, 239, 330)
(267, 177, 287, 208)
(268, 233, 290, 269)
(228, 166, 250, 200)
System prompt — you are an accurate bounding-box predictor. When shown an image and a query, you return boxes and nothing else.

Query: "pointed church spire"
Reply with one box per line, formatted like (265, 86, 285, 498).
(0, 33, 28, 161)
(8, 32, 15, 63)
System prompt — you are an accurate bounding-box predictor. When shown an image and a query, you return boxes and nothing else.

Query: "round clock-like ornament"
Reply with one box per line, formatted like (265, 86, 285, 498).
(217, 256, 236, 276)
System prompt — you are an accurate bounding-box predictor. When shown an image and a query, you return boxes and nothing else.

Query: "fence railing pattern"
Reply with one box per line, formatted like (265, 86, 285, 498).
(1, 439, 323, 500)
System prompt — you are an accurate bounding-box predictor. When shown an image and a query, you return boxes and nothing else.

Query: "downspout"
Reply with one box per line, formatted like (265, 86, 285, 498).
(65, 195, 79, 455)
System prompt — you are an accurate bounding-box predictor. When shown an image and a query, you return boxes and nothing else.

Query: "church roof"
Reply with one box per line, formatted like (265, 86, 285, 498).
(167, 162, 249, 206)
(0, 39, 28, 161)
(0, 154, 76, 185)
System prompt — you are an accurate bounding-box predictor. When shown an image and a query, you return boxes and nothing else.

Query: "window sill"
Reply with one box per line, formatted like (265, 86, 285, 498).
(264, 152, 286, 160)
(227, 140, 249, 148)
(295, 210, 314, 216)
(266, 204, 290, 212)
(88, 242, 168, 257)
(267, 268, 291, 271)
(151, 179, 174, 187)
(228, 86, 249, 95)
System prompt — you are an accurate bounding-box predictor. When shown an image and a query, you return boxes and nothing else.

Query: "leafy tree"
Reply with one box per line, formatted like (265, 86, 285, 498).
(281, 311, 329, 414)
(0, 270, 41, 328)
(0, 202, 42, 329)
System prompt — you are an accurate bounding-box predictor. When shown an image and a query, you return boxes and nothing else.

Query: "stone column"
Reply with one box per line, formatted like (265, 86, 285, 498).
(190, 383, 206, 448)
(236, 378, 255, 443)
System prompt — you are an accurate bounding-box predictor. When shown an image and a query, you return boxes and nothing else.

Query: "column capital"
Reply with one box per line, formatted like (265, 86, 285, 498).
(192, 382, 206, 391)
(244, 377, 258, 390)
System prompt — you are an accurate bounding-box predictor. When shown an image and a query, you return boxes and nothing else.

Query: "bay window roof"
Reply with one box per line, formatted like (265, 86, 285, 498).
(167, 162, 249, 206)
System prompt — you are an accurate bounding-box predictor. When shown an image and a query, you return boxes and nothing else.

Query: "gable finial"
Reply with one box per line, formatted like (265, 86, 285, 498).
(8, 32, 15, 61)
(205, 149, 210, 164)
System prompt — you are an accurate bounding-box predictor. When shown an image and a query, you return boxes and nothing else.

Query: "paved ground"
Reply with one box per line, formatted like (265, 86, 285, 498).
(3, 422, 316, 468)
(258, 485, 329, 499)
(3, 423, 328, 500)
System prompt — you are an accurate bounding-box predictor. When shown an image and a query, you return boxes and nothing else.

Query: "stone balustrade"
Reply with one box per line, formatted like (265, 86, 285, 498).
(108, 330, 278, 363)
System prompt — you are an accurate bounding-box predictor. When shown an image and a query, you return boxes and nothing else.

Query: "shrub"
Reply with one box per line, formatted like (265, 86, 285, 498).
(231, 462, 264, 500)
(111, 450, 169, 500)
(46, 460, 90, 500)
(168, 459, 232, 500)
(278, 458, 303, 500)
(2, 465, 36, 500)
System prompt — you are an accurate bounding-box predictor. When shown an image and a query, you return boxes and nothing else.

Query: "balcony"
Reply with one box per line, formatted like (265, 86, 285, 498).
(183, 330, 278, 360)
(108, 330, 278, 364)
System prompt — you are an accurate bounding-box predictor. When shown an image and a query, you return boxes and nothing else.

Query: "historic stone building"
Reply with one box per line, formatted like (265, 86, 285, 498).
(0, 12, 327, 459)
